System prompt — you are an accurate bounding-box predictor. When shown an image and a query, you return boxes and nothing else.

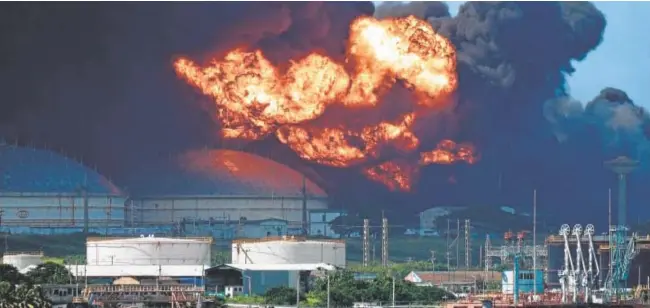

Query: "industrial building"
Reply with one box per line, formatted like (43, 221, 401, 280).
(0, 144, 126, 234)
(206, 236, 345, 296)
(66, 236, 211, 306)
(125, 149, 331, 237)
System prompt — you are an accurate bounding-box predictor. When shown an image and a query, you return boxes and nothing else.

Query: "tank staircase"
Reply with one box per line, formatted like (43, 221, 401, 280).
(80, 284, 204, 306)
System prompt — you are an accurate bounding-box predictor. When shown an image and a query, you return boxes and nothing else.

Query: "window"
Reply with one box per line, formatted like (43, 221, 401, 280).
(518, 273, 535, 280)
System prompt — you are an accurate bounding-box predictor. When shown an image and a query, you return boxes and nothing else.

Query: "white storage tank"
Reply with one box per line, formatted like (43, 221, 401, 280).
(2, 252, 44, 272)
(86, 236, 212, 266)
(231, 237, 345, 267)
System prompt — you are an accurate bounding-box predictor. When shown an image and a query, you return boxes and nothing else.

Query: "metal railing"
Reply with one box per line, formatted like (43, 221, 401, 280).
(84, 284, 204, 293)
(232, 236, 344, 244)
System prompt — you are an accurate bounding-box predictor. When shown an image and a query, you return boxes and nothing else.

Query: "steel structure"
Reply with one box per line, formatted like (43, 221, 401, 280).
(362, 219, 369, 267)
(464, 219, 471, 268)
(558, 224, 601, 304)
(484, 231, 547, 271)
(603, 156, 640, 302)
(381, 218, 388, 267)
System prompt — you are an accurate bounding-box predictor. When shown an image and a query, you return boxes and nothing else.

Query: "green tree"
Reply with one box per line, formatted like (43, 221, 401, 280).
(264, 286, 300, 305)
(0, 281, 52, 308)
(25, 262, 74, 284)
(0, 264, 29, 285)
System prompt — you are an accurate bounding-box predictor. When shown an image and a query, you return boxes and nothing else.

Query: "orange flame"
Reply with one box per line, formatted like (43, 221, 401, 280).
(174, 15, 477, 191)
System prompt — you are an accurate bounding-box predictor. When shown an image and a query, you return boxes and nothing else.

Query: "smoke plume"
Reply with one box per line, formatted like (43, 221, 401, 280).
(0, 2, 648, 225)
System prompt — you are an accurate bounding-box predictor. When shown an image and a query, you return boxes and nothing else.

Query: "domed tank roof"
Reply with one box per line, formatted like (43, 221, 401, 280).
(0, 144, 121, 194)
(129, 149, 327, 198)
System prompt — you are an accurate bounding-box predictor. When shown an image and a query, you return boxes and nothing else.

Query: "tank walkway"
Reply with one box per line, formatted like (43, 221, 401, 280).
(81, 284, 204, 306)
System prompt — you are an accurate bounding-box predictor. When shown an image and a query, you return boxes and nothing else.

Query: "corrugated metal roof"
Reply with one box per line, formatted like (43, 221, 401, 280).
(66, 265, 206, 277)
(127, 149, 327, 197)
(0, 144, 121, 194)
(213, 263, 338, 271)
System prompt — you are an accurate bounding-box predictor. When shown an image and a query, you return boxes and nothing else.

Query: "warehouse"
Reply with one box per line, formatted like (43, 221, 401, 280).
(125, 149, 329, 235)
(0, 144, 126, 234)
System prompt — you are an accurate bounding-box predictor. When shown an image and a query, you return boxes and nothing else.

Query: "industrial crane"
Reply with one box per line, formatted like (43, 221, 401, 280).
(559, 224, 601, 304)
(559, 224, 575, 303)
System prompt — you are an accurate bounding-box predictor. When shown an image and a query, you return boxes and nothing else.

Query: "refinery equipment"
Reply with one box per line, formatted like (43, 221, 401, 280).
(484, 230, 547, 271)
(1, 251, 43, 272)
(231, 236, 346, 267)
(604, 156, 640, 302)
(558, 224, 600, 304)
(0, 144, 126, 234)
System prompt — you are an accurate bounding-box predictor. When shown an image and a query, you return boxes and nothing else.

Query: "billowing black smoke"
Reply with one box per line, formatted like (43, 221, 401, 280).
(0, 2, 647, 226)
(378, 2, 650, 226)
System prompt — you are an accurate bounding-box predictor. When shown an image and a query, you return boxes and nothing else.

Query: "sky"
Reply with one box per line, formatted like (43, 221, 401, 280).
(444, 1, 650, 108)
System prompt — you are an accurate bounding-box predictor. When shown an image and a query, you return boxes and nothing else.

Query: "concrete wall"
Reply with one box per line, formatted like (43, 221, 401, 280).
(132, 196, 328, 225)
(0, 193, 126, 228)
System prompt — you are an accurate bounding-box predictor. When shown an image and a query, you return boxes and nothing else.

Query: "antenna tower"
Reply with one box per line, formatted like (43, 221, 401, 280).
(465, 219, 471, 268)
(362, 219, 370, 267)
(381, 218, 389, 267)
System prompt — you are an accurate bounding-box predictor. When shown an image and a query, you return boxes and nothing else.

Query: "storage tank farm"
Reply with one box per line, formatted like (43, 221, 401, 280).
(0, 143, 126, 234)
(1, 252, 44, 272)
(86, 236, 212, 266)
(232, 237, 346, 267)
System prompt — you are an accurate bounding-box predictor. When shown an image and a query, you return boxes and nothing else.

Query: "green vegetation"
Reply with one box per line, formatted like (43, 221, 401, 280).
(0, 262, 73, 308)
(228, 269, 454, 307)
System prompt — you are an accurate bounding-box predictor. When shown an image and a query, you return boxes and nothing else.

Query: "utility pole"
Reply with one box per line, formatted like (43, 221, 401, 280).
(301, 175, 308, 236)
(533, 189, 538, 294)
(456, 219, 460, 269)
(430, 250, 436, 272)
(465, 219, 471, 268)
(382, 217, 389, 267)
(363, 219, 369, 267)
(446, 219, 450, 271)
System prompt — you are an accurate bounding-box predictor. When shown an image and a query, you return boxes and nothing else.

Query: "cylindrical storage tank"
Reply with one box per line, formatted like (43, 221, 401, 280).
(232, 237, 345, 267)
(2, 252, 44, 272)
(86, 236, 212, 266)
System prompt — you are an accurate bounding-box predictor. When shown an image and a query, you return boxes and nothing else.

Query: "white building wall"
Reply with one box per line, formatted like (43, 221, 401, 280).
(86, 237, 211, 266)
(133, 197, 328, 225)
(232, 240, 346, 267)
(0, 193, 126, 227)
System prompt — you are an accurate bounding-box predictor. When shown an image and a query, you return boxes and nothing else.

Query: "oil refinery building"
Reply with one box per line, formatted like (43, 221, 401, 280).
(0, 144, 126, 234)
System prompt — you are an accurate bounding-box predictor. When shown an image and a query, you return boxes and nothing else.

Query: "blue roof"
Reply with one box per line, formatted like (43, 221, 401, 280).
(127, 149, 327, 198)
(0, 144, 121, 195)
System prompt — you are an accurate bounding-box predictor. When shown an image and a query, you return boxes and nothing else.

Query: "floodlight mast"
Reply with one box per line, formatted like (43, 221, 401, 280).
(604, 156, 639, 227)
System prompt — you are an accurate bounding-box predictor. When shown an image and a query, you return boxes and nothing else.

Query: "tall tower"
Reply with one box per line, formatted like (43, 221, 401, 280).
(604, 156, 639, 227)
(464, 219, 471, 268)
(381, 218, 389, 267)
(301, 175, 308, 235)
(362, 219, 370, 267)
